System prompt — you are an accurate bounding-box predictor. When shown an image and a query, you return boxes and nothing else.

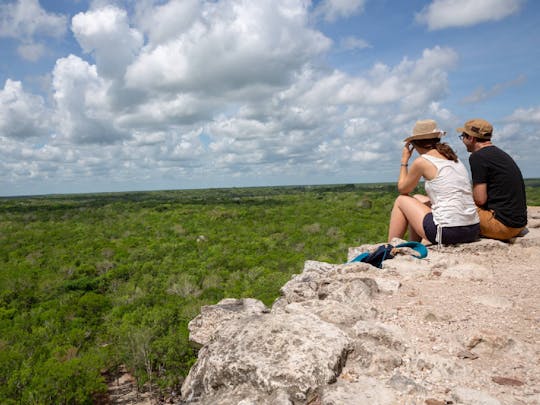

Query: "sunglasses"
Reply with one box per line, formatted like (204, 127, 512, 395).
(459, 133, 470, 140)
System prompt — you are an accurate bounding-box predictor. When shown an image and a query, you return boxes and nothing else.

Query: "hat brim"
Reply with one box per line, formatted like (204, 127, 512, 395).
(403, 131, 445, 143)
(456, 127, 491, 139)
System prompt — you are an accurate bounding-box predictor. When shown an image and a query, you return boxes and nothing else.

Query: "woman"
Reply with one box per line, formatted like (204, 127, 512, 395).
(388, 119, 479, 245)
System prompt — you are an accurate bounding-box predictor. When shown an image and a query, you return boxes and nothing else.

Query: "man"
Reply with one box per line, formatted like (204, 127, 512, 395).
(457, 118, 527, 240)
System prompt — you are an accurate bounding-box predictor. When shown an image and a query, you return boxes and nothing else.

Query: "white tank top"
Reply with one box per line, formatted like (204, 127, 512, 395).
(422, 154, 479, 227)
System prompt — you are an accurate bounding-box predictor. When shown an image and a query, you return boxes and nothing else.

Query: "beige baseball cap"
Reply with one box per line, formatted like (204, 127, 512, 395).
(457, 118, 493, 139)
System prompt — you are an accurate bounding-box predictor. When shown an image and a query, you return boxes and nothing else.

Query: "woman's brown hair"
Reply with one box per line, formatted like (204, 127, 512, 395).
(411, 139, 458, 162)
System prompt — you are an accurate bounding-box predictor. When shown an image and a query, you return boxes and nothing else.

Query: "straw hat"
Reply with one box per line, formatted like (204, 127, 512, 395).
(404, 119, 446, 142)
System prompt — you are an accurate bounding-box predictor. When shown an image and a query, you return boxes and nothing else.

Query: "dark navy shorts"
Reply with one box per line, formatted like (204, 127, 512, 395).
(423, 213, 480, 245)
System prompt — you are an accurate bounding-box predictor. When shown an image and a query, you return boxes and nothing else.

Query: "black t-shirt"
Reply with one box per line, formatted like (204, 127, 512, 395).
(469, 146, 527, 228)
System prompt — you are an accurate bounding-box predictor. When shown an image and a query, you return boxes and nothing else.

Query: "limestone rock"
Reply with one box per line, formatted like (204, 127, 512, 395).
(179, 216, 540, 405)
(279, 299, 374, 327)
(187, 298, 269, 347)
(191, 385, 293, 405)
(181, 312, 352, 403)
(473, 295, 513, 309)
(352, 320, 406, 351)
(276, 260, 377, 310)
(321, 377, 396, 404)
(373, 277, 401, 294)
(452, 387, 502, 405)
(440, 263, 493, 280)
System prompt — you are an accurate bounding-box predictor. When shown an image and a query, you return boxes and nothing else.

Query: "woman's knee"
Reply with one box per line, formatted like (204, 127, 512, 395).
(412, 194, 431, 205)
(394, 194, 412, 208)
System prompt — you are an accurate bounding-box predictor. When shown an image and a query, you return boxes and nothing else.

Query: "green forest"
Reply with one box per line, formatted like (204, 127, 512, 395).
(2, 181, 540, 403)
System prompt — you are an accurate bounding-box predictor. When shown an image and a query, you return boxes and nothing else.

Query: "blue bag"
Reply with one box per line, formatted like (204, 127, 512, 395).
(349, 241, 427, 269)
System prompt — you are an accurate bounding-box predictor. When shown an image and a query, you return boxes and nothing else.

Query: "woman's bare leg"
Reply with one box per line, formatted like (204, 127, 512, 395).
(413, 194, 431, 207)
(409, 195, 432, 240)
(388, 195, 431, 242)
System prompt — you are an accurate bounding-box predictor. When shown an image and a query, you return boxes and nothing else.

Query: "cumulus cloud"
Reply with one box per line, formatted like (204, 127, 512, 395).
(72, 6, 144, 79)
(416, 0, 524, 30)
(339, 36, 371, 51)
(52, 55, 128, 144)
(313, 0, 367, 22)
(0, 0, 67, 39)
(507, 106, 540, 123)
(193, 45, 459, 178)
(134, 0, 200, 46)
(16, 41, 45, 61)
(0, 0, 67, 63)
(0, 79, 50, 139)
(125, 0, 330, 97)
(298, 46, 458, 110)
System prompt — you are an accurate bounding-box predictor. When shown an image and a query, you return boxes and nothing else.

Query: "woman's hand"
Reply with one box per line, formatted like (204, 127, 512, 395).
(401, 142, 414, 164)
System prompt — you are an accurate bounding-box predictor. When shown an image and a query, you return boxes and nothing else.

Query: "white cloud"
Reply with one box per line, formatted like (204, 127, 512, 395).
(193, 45, 459, 178)
(314, 0, 366, 22)
(507, 106, 540, 123)
(339, 36, 371, 51)
(416, 0, 524, 30)
(17, 41, 45, 61)
(134, 0, 200, 46)
(125, 0, 330, 96)
(299, 46, 458, 110)
(5, 0, 537, 196)
(72, 6, 144, 79)
(0, 0, 67, 39)
(0, 79, 50, 139)
(52, 55, 128, 144)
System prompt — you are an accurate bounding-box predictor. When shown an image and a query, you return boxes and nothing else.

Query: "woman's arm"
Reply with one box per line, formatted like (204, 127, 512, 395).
(397, 158, 424, 194)
(396, 143, 424, 195)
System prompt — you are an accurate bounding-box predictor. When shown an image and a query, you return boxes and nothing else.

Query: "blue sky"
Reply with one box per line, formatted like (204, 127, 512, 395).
(1, 0, 539, 196)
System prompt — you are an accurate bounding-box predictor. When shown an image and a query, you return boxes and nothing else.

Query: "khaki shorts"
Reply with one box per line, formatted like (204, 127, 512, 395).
(477, 208, 525, 240)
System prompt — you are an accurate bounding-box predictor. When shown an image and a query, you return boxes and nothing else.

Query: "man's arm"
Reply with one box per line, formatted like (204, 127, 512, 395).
(473, 183, 488, 206)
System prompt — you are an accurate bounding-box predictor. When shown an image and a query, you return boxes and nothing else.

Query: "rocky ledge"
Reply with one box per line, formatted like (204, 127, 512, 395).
(180, 208, 540, 405)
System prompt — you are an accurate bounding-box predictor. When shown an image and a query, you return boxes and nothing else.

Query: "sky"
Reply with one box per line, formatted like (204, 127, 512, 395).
(0, 0, 539, 196)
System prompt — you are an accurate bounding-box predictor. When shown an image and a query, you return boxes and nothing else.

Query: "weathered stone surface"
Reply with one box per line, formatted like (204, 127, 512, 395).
(491, 376, 524, 386)
(452, 387, 502, 405)
(321, 377, 396, 405)
(279, 299, 374, 327)
(178, 216, 540, 405)
(441, 263, 493, 280)
(187, 298, 269, 347)
(464, 329, 515, 357)
(190, 385, 293, 405)
(425, 400, 446, 405)
(372, 277, 401, 294)
(352, 320, 406, 351)
(388, 372, 426, 394)
(473, 295, 513, 309)
(276, 260, 378, 313)
(181, 312, 352, 403)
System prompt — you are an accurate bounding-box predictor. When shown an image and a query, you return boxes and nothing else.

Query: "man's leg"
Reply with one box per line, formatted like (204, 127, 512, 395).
(477, 208, 524, 240)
